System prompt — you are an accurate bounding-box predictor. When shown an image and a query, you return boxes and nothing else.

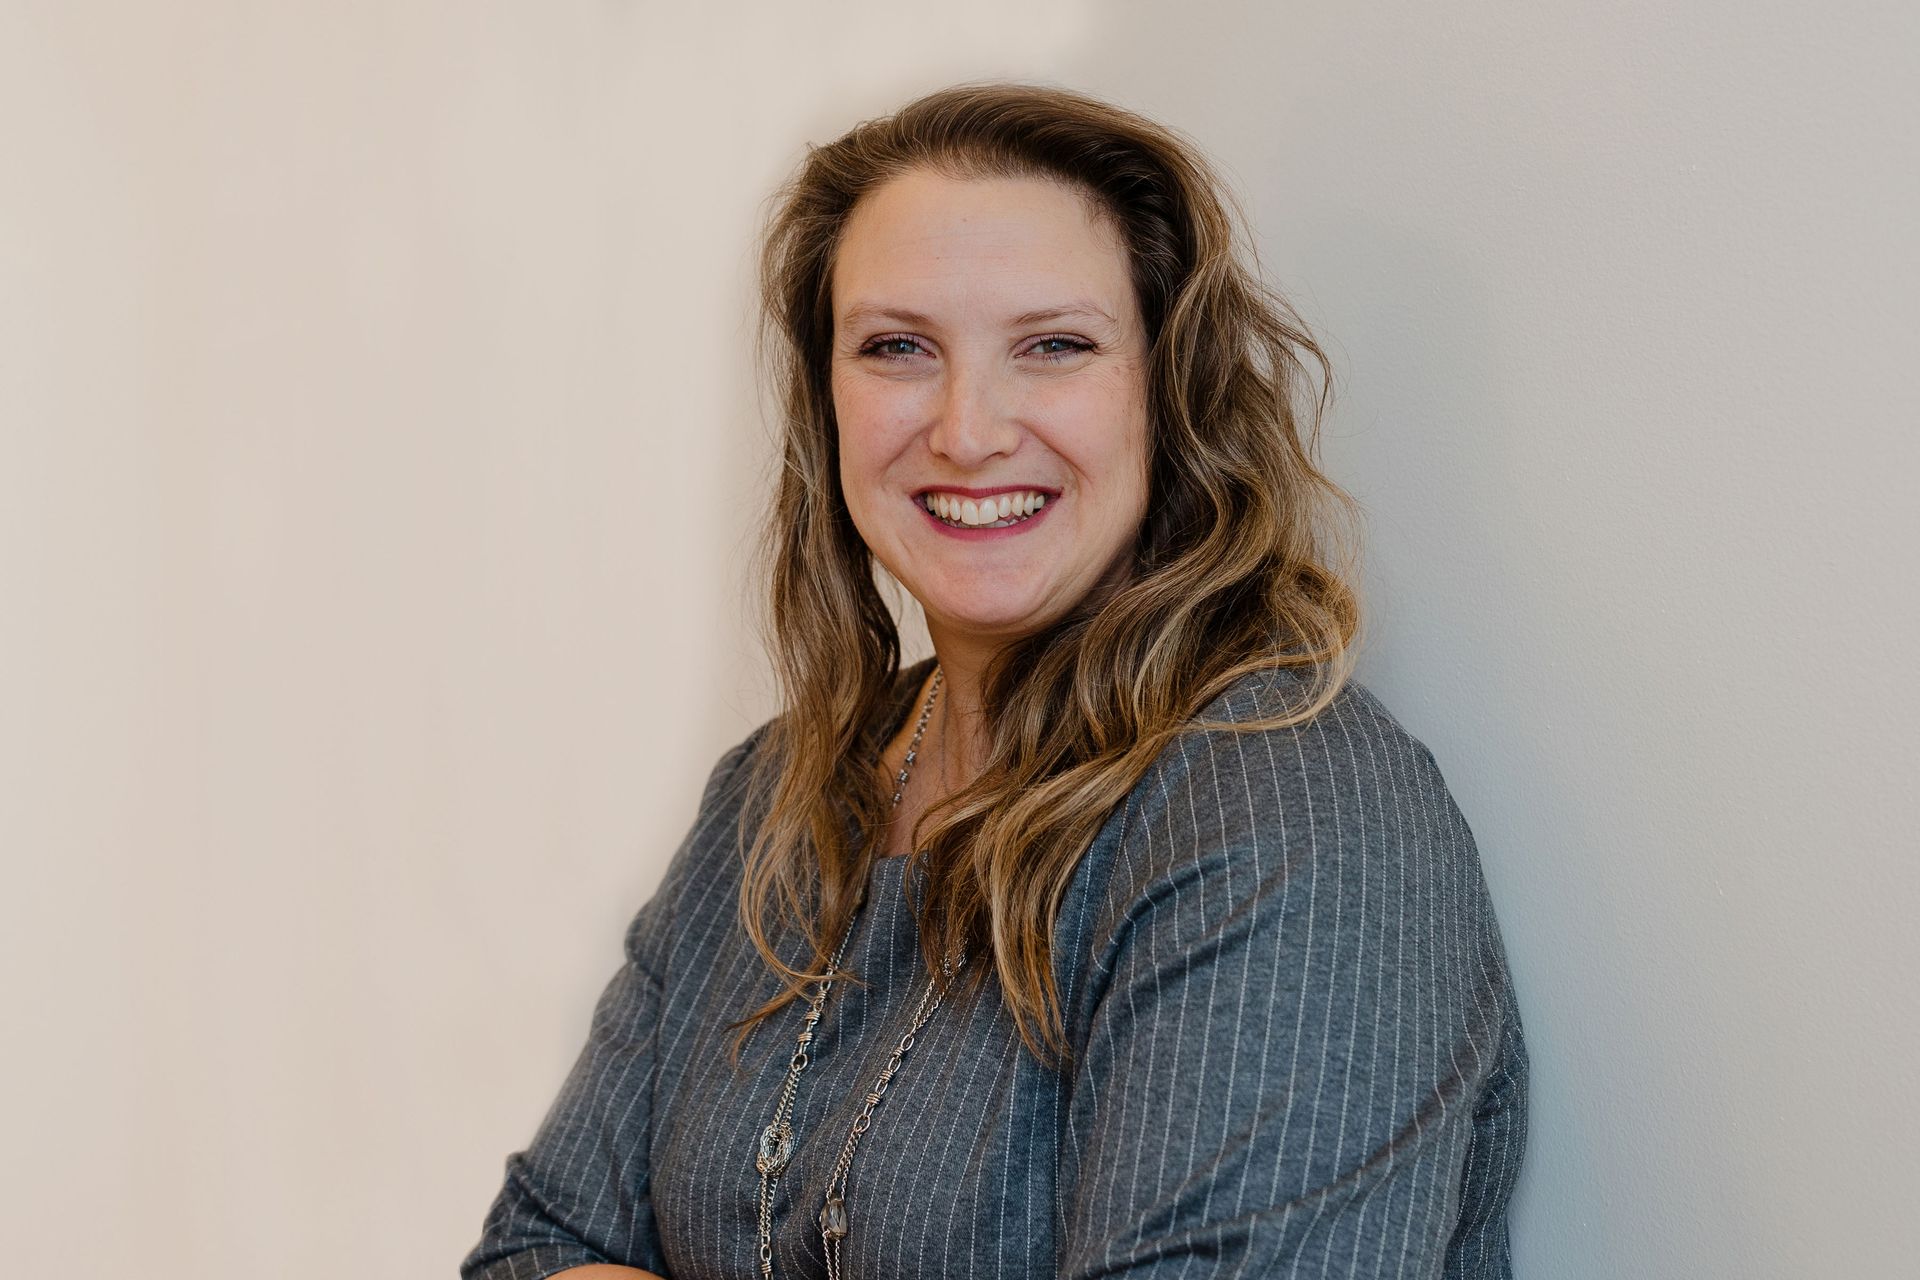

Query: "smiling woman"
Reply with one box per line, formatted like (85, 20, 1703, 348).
(462, 82, 1529, 1280)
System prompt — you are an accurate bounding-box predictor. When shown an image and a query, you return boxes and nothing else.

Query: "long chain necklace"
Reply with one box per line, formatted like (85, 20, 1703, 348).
(752, 666, 956, 1279)
(818, 944, 964, 1280)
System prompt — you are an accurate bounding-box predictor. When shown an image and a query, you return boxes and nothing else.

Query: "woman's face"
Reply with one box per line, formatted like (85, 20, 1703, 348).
(830, 169, 1151, 656)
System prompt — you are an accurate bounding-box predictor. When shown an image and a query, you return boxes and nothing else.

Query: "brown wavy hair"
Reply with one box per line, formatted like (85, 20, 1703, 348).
(736, 81, 1364, 1065)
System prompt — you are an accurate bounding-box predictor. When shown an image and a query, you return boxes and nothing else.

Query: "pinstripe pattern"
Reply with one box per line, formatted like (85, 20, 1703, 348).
(461, 660, 1529, 1279)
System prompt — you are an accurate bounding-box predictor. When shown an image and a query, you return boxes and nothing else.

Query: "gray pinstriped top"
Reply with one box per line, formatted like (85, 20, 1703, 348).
(461, 659, 1529, 1279)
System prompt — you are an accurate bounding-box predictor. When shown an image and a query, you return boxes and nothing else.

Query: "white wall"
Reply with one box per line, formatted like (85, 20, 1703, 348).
(3, 3, 1913, 1276)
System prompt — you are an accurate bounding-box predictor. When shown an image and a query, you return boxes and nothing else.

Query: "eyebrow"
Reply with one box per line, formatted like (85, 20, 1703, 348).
(838, 302, 1119, 331)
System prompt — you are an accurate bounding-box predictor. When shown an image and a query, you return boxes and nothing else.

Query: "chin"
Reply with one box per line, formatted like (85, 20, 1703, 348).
(925, 597, 1053, 641)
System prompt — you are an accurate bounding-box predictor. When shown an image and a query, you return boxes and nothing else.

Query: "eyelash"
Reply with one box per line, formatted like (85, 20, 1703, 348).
(857, 334, 1094, 362)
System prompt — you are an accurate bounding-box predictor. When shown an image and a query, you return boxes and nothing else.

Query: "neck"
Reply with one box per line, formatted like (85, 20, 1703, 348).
(921, 628, 999, 784)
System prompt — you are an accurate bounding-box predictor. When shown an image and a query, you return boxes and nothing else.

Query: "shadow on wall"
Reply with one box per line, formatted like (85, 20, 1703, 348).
(1036, 14, 1794, 1274)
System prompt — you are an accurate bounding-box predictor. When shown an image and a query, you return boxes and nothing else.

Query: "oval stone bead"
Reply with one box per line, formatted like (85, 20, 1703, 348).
(819, 1195, 850, 1240)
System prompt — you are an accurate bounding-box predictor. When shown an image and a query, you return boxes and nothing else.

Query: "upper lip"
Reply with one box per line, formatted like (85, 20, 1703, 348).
(913, 484, 1060, 499)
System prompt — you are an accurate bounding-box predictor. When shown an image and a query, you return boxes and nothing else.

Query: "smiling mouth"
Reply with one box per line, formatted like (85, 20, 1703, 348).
(918, 490, 1050, 529)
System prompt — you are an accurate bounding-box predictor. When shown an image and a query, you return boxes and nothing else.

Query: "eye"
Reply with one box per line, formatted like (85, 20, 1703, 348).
(1026, 335, 1095, 361)
(858, 335, 929, 361)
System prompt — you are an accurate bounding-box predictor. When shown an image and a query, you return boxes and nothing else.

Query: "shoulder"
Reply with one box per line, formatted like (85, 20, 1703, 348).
(677, 718, 776, 857)
(621, 718, 774, 971)
(621, 663, 936, 975)
(1077, 663, 1510, 1008)
(636, 660, 935, 947)
(1118, 664, 1457, 851)
(1056, 668, 1526, 1232)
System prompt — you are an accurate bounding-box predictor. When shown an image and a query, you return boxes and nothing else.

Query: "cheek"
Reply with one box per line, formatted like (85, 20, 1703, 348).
(832, 377, 921, 469)
(832, 384, 920, 543)
(1041, 378, 1150, 494)
(831, 382, 883, 481)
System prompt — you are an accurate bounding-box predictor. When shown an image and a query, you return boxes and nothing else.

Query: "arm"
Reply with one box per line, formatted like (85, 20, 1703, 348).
(460, 733, 764, 1280)
(1057, 686, 1525, 1278)
(458, 926, 671, 1280)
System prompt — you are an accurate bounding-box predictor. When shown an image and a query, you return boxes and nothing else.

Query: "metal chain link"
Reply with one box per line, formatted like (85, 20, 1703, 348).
(752, 666, 944, 1278)
(819, 949, 965, 1280)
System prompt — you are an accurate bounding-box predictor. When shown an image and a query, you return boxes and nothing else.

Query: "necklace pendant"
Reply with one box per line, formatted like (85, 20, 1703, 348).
(819, 1194, 850, 1240)
(755, 1122, 794, 1175)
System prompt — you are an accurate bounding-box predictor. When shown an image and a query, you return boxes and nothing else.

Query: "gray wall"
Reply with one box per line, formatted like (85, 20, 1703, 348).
(3, 3, 1913, 1276)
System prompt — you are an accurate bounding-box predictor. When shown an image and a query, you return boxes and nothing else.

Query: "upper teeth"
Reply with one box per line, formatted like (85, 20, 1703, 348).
(922, 491, 1048, 526)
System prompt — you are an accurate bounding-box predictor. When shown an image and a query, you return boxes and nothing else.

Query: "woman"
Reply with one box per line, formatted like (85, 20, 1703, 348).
(463, 82, 1528, 1280)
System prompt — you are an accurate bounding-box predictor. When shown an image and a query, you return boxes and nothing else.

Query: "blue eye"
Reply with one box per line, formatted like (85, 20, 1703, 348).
(1029, 336, 1094, 359)
(860, 336, 925, 360)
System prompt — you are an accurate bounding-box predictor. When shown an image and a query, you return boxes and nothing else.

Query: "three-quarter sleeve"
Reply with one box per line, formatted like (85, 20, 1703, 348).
(461, 732, 763, 1280)
(1056, 683, 1526, 1279)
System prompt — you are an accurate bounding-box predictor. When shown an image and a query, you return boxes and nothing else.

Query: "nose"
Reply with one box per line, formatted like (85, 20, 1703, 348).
(925, 360, 1020, 467)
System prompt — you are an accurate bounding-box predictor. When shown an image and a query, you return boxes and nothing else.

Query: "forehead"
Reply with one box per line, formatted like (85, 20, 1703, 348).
(831, 169, 1136, 327)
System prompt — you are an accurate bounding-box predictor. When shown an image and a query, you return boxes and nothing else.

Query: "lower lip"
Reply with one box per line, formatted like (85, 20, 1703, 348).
(915, 495, 1057, 540)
